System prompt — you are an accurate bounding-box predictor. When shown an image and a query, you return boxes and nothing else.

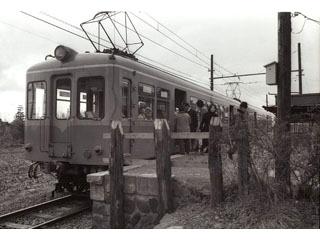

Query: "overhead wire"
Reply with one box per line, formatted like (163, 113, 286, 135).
(293, 12, 320, 25)
(20, 11, 90, 42)
(134, 14, 268, 100)
(133, 14, 270, 99)
(42, 11, 212, 72)
(39, 11, 217, 89)
(144, 12, 210, 62)
(20, 11, 213, 90)
(38, 12, 210, 84)
(110, 17, 210, 70)
(292, 12, 320, 34)
(143, 12, 237, 77)
(0, 19, 59, 45)
(130, 12, 229, 79)
(41, 11, 231, 81)
(292, 17, 307, 34)
(19, 11, 265, 103)
(130, 12, 211, 66)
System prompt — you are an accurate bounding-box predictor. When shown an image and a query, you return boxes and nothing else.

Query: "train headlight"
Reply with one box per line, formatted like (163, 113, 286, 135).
(54, 45, 78, 62)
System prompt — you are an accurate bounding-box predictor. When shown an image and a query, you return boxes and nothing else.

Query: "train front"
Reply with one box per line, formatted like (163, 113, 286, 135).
(25, 45, 111, 192)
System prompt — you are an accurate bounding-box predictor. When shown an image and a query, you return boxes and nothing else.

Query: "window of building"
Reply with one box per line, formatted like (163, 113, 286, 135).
(157, 88, 169, 119)
(122, 79, 131, 118)
(138, 83, 154, 120)
(27, 81, 46, 120)
(56, 78, 71, 119)
(78, 77, 104, 120)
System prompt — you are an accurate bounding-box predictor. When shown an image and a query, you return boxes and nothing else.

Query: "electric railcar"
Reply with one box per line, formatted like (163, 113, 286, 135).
(25, 45, 272, 191)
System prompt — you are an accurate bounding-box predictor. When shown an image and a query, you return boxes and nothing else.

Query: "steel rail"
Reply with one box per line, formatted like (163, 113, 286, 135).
(0, 195, 73, 221)
(0, 195, 90, 229)
(31, 204, 91, 229)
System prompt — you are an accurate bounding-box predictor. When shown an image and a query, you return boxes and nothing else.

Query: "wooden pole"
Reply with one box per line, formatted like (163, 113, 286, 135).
(210, 54, 214, 91)
(110, 120, 125, 228)
(238, 115, 250, 197)
(154, 119, 173, 216)
(275, 12, 292, 198)
(298, 43, 303, 95)
(208, 116, 223, 207)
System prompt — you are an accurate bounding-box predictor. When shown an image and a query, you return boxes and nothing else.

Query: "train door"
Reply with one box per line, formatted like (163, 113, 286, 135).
(121, 78, 132, 155)
(50, 77, 72, 158)
(175, 89, 186, 109)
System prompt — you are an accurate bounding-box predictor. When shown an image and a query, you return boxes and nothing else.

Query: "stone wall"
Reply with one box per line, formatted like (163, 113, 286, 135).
(87, 171, 161, 228)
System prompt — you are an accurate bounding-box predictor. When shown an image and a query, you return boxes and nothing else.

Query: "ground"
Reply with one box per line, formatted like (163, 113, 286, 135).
(0, 146, 92, 228)
(129, 154, 319, 229)
(0, 147, 319, 229)
(0, 147, 56, 215)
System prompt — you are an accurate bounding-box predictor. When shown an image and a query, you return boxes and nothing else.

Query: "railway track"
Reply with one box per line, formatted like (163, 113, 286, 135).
(0, 194, 91, 229)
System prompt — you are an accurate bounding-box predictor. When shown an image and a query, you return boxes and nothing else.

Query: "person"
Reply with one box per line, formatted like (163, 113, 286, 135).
(174, 107, 179, 116)
(174, 104, 191, 154)
(145, 107, 153, 120)
(138, 107, 146, 119)
(185, 102, 198, 151)
(199, 104, 218, 153)
(196, 100, 207, 152)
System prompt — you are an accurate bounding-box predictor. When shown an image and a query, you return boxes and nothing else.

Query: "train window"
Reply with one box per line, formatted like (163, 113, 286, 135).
(78, 77, 104, 120)
(138, 83, 154, 120)
(157, 88, 169, 119)
(138, 83, 154, 96)
(56, 78, 71, 119)
(27, 81, 46, 119)
(122, 79, 131, 118)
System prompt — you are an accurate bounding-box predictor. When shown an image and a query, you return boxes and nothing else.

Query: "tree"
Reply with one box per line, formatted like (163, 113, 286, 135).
(10, 105, 25, 144)
(15, 105, 25, 121)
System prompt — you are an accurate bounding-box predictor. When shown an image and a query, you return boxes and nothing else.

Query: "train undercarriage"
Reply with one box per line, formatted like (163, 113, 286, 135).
(28, 161, 108, 194)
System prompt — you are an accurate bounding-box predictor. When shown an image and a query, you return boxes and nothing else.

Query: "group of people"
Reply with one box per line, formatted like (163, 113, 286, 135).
(174, 100, 249, 157)
(174, 100, 220, 154)
(138, 105, 153, 120)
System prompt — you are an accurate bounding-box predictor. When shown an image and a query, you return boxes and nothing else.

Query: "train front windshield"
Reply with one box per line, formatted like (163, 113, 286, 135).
(27, 81, 47, 119)
(78, 77, 105, 120)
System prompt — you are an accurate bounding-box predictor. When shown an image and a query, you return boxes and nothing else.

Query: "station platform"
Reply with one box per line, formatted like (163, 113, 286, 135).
(126, 153, 212, 199)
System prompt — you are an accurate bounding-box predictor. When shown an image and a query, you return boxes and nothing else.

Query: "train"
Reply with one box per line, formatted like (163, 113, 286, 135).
(25, 45, 273, 192)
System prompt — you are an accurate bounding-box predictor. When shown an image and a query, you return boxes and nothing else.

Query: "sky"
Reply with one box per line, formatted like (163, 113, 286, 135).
(0, 0, 319, 122)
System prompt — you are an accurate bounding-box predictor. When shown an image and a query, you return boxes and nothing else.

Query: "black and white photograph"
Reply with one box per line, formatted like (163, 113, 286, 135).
(0, 0, 319, 233)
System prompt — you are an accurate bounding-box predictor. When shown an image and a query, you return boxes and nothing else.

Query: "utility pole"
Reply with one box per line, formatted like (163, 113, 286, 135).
(298, 43, 303, 95)
(275, 12, 292, 198)
(210, 54, 214, 91)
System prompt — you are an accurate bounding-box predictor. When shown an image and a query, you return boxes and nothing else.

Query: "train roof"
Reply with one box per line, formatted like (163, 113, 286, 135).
(27, 51, 272, 116)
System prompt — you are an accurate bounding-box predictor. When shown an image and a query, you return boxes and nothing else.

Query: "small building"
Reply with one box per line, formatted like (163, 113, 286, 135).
(263, 93, 320, 123)
(264, 61, 278, 86)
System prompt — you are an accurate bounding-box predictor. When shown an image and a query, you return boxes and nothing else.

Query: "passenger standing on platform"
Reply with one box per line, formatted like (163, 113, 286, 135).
(196, 100, 206, 152)
(200, 104, 218, 153)
(174, 107, 179, 117)
(185, 103, 198, 151)
(174, 104, 191, 154)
